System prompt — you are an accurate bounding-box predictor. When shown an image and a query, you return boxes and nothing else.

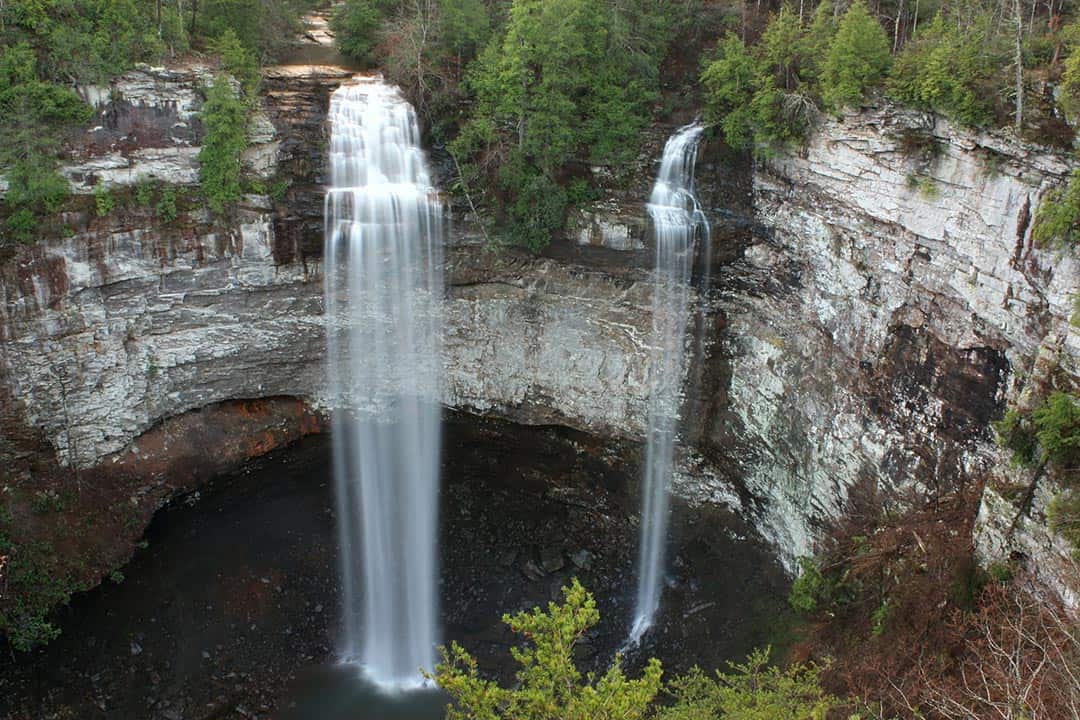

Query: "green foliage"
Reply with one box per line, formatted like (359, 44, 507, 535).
(700, 26, 817, 155)
(449, 0, 670, 249)
(1047, 490, 1080, 556)
(6, 207, 38, 242)
(993, 407, 1039, 468)
(156, 186, 178, 223)
(440, 0, 490, 58)
(788, 557, 827, 614)
(0, 538, 81, 652)
(869, 597, 895, 637)
(906, 174, 939, 200)
(994, 392, 1080, 471)
(197, 77, 248, 214)
(331, 0, 385, 63)
(93, 184, 115, 217)
(198, 0, 304, 61)
(820, 0, 890, 110)
(211, 28, 260, 99)
(1033, 169, 1080, 247)
(134, 180, 154, 207)
(432, 578, 663, 720)
(1059, 41, 1080, 122)
(797, 1, 838, 85)
(1032, 392, 1080, 469)
(30, 489, 64, 514)
(886, 17, 998, 127)
(499, 160, 569, 252)
(655, 648, 839, 720)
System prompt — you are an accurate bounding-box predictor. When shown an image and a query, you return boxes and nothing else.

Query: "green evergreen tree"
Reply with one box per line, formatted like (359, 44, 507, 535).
(796, 0, 838, 84)
(197, 76, 248, 213)
(886, 16, 997, 127)
(432, 579, 663, 720)
(211, 28, 260, 99)
(821, 0, 890, 110)
(759, 6, 804, 91)
(331, 0, 384, 63)
(655, 648, 839, 720)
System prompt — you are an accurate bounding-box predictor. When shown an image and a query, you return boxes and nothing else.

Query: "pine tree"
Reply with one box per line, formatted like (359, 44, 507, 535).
(198, 76, 248, 213)
(821, 0, 890, 110)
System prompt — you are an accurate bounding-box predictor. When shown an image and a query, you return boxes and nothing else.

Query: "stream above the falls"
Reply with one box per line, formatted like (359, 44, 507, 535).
(0, 413, 792, 720)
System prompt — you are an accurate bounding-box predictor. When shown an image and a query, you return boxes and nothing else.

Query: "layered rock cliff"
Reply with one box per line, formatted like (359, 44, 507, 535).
(1, 61, 1076, 605)
(717, 105, 1078, 599)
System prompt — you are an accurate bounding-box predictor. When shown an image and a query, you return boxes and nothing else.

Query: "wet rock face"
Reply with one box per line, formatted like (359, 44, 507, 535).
(718, 104, 1078, 587)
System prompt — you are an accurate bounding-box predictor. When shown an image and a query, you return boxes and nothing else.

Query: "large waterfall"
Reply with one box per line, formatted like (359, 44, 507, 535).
(631, 124, 710, 643)
(323, 77, 444, 688)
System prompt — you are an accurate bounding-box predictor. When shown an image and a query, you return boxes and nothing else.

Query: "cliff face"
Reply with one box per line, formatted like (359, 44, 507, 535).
(0, 65, 663, 475)
(723, 105, 1078, 596)
(1, 64, 1076, 601)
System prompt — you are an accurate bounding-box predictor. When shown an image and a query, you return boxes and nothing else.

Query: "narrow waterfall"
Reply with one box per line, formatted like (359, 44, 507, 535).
(631, 124, 710, 644)
(323, 77, 444, 688)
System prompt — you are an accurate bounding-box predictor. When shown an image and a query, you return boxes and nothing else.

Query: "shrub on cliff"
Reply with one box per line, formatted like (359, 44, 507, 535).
(0, 42, 91, 242)
(198, 76, 248, 214)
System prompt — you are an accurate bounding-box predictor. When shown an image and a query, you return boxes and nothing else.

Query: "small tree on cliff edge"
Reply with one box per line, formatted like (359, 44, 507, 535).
(431, 578, 662, 720)
(821, 0, 890, 110)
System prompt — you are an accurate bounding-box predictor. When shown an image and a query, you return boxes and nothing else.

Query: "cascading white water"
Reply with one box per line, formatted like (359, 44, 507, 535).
(323, 77, 443, 689)
(630, 123, 710, 644)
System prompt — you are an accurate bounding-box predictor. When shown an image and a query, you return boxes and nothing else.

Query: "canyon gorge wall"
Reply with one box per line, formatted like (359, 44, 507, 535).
(1, 65, 1076, 599)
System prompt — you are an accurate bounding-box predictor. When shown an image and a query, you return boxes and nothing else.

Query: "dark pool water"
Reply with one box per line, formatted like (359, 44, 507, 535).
(0, 413, 791, 720)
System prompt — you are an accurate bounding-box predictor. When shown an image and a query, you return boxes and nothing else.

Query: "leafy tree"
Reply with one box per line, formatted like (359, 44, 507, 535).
(332, 0, 386, 62)
(701, 33, 759, 149)
(700, 28, 813, 154)
(759, 6, 804, 91)
(439, 0, 489, 60)
(197, 76, 248, 213)
(993, 407, 1039, 468)
(788, 557, 828, 613)
(0, 41, 90, 242)
(655, 648, 839, 720)
(886, 16, 997, 127)
(821, 0, 890, 110)
(452, 0, 668, 249)
(432, 578, 663, 720)
(1060, 36, 1080, 122)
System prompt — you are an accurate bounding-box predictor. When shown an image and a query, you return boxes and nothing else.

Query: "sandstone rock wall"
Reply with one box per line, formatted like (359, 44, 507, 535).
(723, 104, 1078, 593)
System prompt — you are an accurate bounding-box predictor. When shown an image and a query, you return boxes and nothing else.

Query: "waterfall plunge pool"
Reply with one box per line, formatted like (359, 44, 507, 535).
(0, 412, 792, 719)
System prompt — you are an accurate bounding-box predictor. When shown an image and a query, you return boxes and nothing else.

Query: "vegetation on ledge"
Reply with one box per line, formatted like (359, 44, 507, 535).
(994, 390, 1080, 555)
(432, 578, 841, 719)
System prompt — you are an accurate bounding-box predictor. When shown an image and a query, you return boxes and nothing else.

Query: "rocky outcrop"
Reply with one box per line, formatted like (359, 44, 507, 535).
(714, 104, 1078, 596)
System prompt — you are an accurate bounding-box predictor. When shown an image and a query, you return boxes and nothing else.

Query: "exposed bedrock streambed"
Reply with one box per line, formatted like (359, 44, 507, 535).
(0, 413, 791, 720)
